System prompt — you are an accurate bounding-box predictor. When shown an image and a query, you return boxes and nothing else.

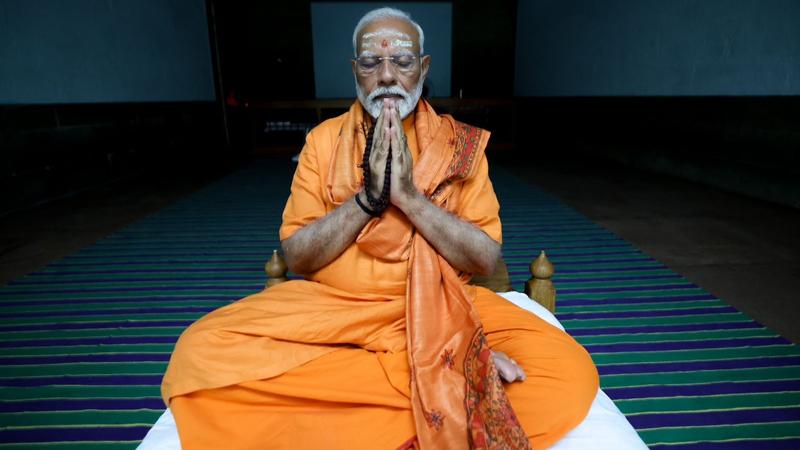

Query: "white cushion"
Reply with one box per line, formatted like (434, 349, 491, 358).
(137, 291, 648, 450)
(138, 407, 180, 450)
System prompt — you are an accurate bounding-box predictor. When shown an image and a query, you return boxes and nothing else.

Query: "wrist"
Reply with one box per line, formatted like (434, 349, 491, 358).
(395, 188, 424, 214)
(354, 190, 382, 217)
(365, 185, 381, 201)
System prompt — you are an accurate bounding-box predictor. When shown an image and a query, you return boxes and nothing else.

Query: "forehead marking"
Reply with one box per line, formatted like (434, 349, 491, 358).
(381, 39, 388, 48)
(362, 29, 411, 40)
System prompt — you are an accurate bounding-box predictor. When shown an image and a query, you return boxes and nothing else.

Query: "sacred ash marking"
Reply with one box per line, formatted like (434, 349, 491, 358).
(361, 29, 413, 49)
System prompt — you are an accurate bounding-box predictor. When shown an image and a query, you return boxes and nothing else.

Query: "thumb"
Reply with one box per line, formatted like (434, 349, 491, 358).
(389, 125, 399, 157)
(496, 361, 512, 382)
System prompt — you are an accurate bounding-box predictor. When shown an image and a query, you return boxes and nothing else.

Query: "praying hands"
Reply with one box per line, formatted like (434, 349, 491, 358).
(361, 97, 416, 210)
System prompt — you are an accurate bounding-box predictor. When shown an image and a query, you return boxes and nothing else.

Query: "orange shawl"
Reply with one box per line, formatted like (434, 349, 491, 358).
(329, 100, 530, 450)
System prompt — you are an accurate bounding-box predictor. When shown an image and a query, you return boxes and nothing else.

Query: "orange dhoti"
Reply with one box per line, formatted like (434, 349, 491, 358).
(165, 283, 597, 450)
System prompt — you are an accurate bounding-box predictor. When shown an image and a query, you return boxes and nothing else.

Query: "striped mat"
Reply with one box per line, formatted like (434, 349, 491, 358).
(1, 158, 799, 449)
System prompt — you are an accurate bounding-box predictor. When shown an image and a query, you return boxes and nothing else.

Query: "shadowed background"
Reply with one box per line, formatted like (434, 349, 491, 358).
(1, 1, 800, 448)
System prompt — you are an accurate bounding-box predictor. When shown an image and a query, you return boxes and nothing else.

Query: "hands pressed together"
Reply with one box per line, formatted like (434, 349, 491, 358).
(283, 92, 500, 277)
(362, 98, 418, 210)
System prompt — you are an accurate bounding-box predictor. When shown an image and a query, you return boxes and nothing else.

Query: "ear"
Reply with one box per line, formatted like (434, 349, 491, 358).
(420, 54, 431, 79)
(351, 58, 358, 77)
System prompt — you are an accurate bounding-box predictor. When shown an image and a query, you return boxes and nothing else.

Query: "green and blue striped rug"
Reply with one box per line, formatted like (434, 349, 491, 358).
(1, 159, 799, 449)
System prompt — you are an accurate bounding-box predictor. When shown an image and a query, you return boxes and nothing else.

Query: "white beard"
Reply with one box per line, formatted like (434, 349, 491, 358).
(356, 78, 425, 119)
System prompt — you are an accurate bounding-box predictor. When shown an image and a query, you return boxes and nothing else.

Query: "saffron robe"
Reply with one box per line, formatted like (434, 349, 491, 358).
(162, 100, 598, 450)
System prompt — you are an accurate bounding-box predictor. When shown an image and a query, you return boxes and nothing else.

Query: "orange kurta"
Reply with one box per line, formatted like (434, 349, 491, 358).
(162, 100, 598, 450)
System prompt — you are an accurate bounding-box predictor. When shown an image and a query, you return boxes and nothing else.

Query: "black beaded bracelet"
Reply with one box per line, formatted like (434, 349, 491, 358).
(355, 192, 382, 217)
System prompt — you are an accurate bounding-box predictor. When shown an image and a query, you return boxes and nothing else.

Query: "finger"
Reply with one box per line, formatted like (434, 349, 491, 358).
(390, 106, 403, 157)
(384, 104, 392, 148)
(491, 351, 512, 381)
(375, 102, 389, 142)
(393, 108, 411, 163)
(390, 103, 401, 138)
(389, 104, 401, 141)
(502, 356, 521, 382)
(377, 100, 386, 131)
(371, 104, 385, 157)
(502, 358, 517, 380)
(377, 103, 392, 156)
(382, 98, 391, 123)
(383, 117, 391, 153)
(498, 364, 514, 383)
(389, 114, 398, 156)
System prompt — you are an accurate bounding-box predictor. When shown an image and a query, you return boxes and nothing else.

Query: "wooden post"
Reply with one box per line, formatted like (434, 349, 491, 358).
(524, 251, 556, 313)
(265, 249, 288, 288)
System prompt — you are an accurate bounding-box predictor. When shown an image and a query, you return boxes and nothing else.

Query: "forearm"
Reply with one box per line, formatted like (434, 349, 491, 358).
(398, 191, 500, 275)
(281, 192, 372, 275)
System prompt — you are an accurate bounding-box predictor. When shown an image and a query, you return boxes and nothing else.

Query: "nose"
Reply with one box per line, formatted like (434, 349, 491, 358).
(377, 59, 398, 86)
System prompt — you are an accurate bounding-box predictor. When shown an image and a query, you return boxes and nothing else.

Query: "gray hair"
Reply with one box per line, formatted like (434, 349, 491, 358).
(352, 7, 425, 56)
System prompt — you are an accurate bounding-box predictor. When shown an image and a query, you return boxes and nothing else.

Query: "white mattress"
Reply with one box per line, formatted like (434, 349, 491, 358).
(138, 291, 648, 449)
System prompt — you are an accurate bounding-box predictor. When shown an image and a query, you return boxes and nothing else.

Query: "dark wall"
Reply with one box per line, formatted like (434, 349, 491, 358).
(452, 0, 516, 98)
(6, 0, 797, 212)
(1, 0, 228, 214)
(514, 97, 800, 207)
(213, 2, 316, 101)
(0, 0, 215, 104)
(515, 0, 800, 96)
(512, 0, 800, 207)
(3, 0, 518, 214)
(0, 102, 226, 214)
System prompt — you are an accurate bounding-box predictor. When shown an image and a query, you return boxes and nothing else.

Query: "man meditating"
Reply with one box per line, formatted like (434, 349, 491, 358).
(162, 7, 597, 449)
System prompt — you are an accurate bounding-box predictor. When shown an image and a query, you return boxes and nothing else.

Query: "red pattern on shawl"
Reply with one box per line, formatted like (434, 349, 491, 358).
(328, 99, 531, 449)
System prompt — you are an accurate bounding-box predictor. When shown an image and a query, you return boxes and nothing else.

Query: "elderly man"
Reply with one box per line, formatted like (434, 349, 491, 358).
(162, 7, 597, 450)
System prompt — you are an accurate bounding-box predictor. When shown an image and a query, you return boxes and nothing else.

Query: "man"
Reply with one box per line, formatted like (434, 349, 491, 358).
(162, 7, 598, 450)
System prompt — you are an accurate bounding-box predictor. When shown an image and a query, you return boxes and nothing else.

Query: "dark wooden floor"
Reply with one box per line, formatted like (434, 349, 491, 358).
(505, 157, 800, 344)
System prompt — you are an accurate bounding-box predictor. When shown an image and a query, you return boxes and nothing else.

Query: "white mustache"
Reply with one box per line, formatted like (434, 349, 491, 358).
(366, 86, 411, 104)
(356, 77, 424, 119)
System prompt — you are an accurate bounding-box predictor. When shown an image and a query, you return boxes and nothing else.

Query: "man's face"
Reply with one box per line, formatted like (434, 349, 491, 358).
(352, 18, 431, 119)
